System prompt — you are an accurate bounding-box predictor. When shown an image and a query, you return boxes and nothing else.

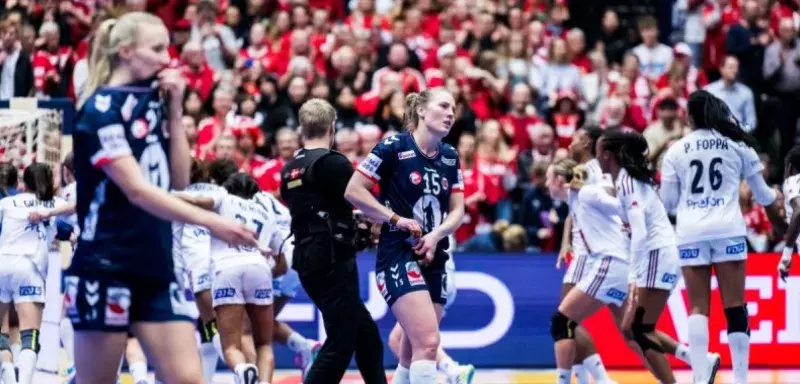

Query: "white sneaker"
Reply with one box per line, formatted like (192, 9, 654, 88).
(706, 352, 721, 384)
(235, 364, 258, 384)
(446, 364, 475, 384)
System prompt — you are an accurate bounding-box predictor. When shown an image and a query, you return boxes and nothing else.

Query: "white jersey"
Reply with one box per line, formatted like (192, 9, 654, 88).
(0, 193, 67, 258)
(570, 158, 614, 257)
(60, 182, 78, 228)
(573, 184, 629, 260)
(784, 174, 800, 248)
(171, 183, 227, 271)
(252, 191, 293, 266)
(210, 194, 283, 271)
(660, 129, 762, 245)
(615, 168, 675, 252)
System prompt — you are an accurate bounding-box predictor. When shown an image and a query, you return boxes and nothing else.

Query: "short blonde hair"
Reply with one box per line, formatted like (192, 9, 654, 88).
(299, 98, 337, 139)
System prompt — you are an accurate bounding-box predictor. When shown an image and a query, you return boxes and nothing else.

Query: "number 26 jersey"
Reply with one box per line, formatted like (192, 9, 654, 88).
(660, 129, 762, 245)
(357, 133, 463, 268)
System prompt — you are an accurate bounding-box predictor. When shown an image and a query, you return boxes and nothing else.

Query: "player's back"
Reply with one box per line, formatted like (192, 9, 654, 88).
(0, 193, 65, 256)
(211, 194, 276, 270)
(71, 81, 173, 282)
(569, 158, 613, 257)
(661, 129, 761, 244)
(574, 184, 629, 260)
(172, 183, 226, 268)
(616, 169, 675, 251)
(253, 191, 291, 229)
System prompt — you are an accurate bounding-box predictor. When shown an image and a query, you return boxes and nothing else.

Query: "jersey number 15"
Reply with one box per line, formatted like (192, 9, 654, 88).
(689, 157, 723, 194)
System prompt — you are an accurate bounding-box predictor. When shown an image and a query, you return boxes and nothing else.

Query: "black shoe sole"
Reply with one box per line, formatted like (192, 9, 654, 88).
(708, 356, 721, 384)
(243, 366, 258, 384)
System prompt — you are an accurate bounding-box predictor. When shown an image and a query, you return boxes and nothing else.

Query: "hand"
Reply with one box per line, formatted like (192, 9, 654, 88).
(207, 218, 259, 249)
(779, 255, 792, 282)
(413, 230, 443, 265)
(395, 216, 422, 239)
(28, 211, 51, 223)
(158, 69, 186, 105)
(556, 247, 570, 269)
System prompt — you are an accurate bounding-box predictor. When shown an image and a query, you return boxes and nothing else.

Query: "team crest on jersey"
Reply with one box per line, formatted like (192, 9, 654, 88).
(64, 276, 80, 319)
(376, 271, 388, 298)
(441, 177, 449, 191)
(104, 287, 131, 326)
(94, 95, 111, 113)
(398, 150, 416, 160)
(131, 118, 149, 139)
(409, 171, 422, 185)
(442, 157, 457, 166)
(405, 262, 425, 286)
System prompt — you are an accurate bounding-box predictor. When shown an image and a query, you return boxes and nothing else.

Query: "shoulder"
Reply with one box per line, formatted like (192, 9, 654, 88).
(79, 89, 122, 119)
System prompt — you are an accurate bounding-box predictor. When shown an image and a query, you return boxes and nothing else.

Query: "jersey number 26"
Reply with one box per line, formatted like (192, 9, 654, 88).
(689, 157, 723, 194)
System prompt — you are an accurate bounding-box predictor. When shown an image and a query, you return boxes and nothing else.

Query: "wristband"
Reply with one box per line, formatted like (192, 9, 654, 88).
(389, 214, 400, 225)
(783, 246, 794, 262)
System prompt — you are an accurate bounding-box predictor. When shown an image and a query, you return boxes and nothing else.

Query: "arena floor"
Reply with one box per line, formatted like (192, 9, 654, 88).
(30, 369, 800, 383)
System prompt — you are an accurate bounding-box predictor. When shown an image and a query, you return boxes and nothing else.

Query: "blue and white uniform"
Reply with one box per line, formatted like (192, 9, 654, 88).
(252, 191, 299, 298)
(356, 132, 463, 307)
(65, 78, 192, 331)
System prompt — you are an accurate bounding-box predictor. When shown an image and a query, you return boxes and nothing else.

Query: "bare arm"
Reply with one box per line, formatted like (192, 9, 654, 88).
(432, 192, 465, 239)
(172, 193, 217, 211)
(561, 215, 572, 251)
(785, 198, 800, 248)
(344, 172, 395, 224)
(160, 70, 190, 189)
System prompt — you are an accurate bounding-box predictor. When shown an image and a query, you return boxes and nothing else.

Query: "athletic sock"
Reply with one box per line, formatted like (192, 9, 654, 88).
(59, 319, 75, 363)
(556, 368, 571, 384)
(200, 342, 218, 384)
(582, 353, 610, 382)
(437, 354, 460, 377)
(1, 361, 16, 384)
(18, 349, 36, 384)
(409, 360, 437, 384)
(687, 314, 710, 383)
(675, 344, 692, 366)
(728, 332, 750, 384)
(572, 364, 589, 384)
(287, 332, 313, 354)
(391, 365, 410, 384)
(129, 361, 148, 383)
(10, 344, 19, 368)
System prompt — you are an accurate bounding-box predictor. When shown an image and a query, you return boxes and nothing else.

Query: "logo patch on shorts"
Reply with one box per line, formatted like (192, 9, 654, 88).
(104, 287, 131, 326)
(195, 273, 211, 286)
(254, 288, 273, 299)
(376, 271, 388, 298)
(661, 273, 677, 284)
(726, 243, 746, 254)
(405, 262, 425, 286)
(214, 288, 236, 299)
(18, 286, 41, 297)
(679, 248, 700, 259)
(64, 276, 80, 320)
(605, 288, 627, 301)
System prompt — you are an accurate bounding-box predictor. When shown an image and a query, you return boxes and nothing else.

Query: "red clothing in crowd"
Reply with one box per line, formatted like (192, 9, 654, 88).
(770, 1, 800, 36)
(572, 53, 592, 75)
(196, 117, 226, 159)
(474, 154, 515, 205)
(550, 113, 581, 149)
(654, 64, 709, 94)
(260, 158, 285, 194)
(743, 204, 773, 237)
(32, 47, 73, 96)
(181, 63, 217, 101)
(239, 45, 274, 72)
(703, 2, 740, 71)
(455, 166, 481, 244)
(499, 113, 540, 152)
(370, 66, 426, 94)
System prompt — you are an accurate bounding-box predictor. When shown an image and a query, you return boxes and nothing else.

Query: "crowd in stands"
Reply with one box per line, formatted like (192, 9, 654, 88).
(0, 0, 797, 253)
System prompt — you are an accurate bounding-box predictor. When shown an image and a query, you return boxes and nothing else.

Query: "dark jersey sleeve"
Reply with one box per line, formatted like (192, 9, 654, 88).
(75, 93, 130, 168)
(355, 136, 397, 183)
(315, 153, 355, 198)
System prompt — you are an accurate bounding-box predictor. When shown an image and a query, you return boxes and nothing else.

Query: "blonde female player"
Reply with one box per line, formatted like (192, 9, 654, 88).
(546, 159, 630, 384)
(346, 88, 465, 384)
(177, 173, 287, 384)
(596, 129, 720, 383)
(659, 91, 783, 384)
(67, 11, 257, 384)
(0, 163, 68, 384)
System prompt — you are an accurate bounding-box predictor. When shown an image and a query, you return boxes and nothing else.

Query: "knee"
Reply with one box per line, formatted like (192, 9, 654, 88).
(549, 311, 578, 343)
(20, 329, 40, 353)
(388, 326, 403, 353)
(724, 306, 750, 336)
(631, 308, 663, 353)
(412, 331, 439, 360)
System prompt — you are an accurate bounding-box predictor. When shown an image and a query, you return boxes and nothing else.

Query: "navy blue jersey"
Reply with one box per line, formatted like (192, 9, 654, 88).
(70, 79, 175, 283)
(356, 132, 463, 269)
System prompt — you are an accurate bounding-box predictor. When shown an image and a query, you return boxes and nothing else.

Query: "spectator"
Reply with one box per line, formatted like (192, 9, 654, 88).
(546, 90, 585, 149)
(705, 55, 757, 132)
(32, 21, 73, 98)
(196, 87, 236, 158)
(677, 0, 714, 67)
(632, 15, 673, 82)
(212, 132, 237, 161)
(516, 162, 564, 252)
(183, 90, 205, 122)
(458, 221, 528, 253)
(371, 42, 426, 94)
(497, 31, 536, 87)
(373, 88, 405, 132)
(566, 28, 591, 75)
(475, 120, 517, 222)
(655, 43, 708, 94)
(500, 83, 540, 152)
(763, 16, 800, 173)
(181, 40, 217, 102)
(191, 0, 240, 71)
(456, 132, 483, 245)
(517, 123, 556, 189)
(334, 85, 366, 130)
(740, 181, 774, 252)
(182, 115, 198, 154)
(618, 52, 652, 107)
(594, 9, 629, 66)
(643, 98, 687, 159)
(727, 0, 769, 90)
(334, 129, 361, 165)
(582, 51, 615, 124)
(0, 20, 33, 100)
(540, 37, 581, 106)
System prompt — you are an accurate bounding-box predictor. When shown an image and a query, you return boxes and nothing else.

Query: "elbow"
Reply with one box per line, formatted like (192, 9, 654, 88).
(125, 184, 149, 209)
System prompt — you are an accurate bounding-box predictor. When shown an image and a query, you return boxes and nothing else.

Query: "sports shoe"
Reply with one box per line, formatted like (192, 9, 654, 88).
(301, 342, 321, 380)
(447, 364, 475, 384)
(235, 364, 258, 384)
(706, 352, 721, 384)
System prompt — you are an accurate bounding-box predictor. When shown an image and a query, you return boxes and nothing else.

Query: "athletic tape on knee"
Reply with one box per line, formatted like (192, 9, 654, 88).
(550, 311, 578, 341)
(724, 306, 750, 336)
(20, 329, 40, 353)
(631, 308, 662, 353)
(0, 333, 9, 352)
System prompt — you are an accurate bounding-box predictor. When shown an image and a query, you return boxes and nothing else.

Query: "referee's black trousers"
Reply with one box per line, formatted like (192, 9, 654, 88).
(299, 257, 387, 384)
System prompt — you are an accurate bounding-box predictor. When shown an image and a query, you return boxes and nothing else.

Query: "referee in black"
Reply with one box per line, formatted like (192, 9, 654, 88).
(280, 98, 387, 384)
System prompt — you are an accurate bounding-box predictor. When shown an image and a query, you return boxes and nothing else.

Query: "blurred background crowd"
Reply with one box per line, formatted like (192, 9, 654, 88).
(0, 0, 795, 254)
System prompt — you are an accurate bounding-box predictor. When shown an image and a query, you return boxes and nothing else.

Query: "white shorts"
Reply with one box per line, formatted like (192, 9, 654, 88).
(632, 247, 680, 291)
(0, 255, 45, 304)
(563, 253, 593, 285)
(273, 269, 301, 298)
(183, 226, 213, 294)
(677, 236, 747, 267)
(576, 255, 629, 308)
(212, 263, 274, 307)
(444, 257, 457, 310)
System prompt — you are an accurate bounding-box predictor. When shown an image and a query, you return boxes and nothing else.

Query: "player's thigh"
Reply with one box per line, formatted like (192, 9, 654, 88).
(132, 321, 202, 384)
(0, 303, 9, 331)
(714, 260, 747, 307)
(680, 265, 713, 314)
(74, 331, 128, 384)
(391, 290, 439, 349)
(13, 302, 43, 330)
(10, 260, 46, 329)
(636, 287, 671, 324)
(216, 304, 246, 343)
(245, 304, 274, 346)
(273, 295, 290, 316)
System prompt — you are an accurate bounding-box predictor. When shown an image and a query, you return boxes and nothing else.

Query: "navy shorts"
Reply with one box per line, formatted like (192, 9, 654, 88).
(63, 272, 194, 332)
(375, 253, 448, 308)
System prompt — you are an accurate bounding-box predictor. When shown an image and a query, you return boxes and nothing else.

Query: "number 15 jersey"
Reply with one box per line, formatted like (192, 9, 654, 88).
(660, 129, 762, 245)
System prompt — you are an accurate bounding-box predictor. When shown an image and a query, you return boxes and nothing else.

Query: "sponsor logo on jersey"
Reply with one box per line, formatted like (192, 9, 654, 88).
(409, 171, 422, 185)
(131, 118, 149, 139)
(405, 261, 425, 286)
(121, 94, 137, 122)
(442, 157, 457, 166)
(726, 243, 746, 255)
(679, 248, 700, 259)
(376, 271, 388, 298)
(214, 287, 236, 299)
(398, 150, 416, 160)
(104, 287, 131, 326)
(686, 196, 725, 209)
(64, 276, 80, 320)
(254, 288, 273, 299)
(441, 177, 449, 191)
(661, 273, 677, 284)
(18, 286, 41, 297)
(97, 124, 129, 153)
(605, 288, 627, 301)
